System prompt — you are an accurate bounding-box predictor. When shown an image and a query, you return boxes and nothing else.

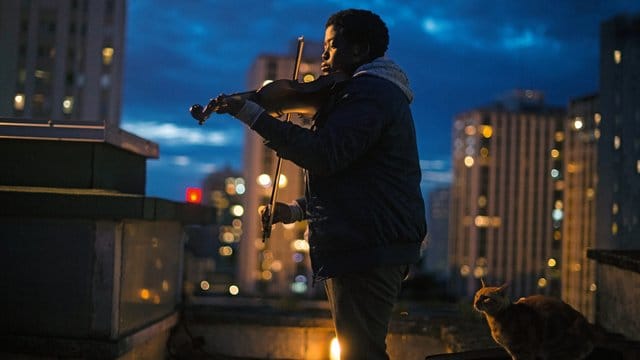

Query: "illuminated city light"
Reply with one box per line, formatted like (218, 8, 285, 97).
(554, 131, 565, 142)
(537, 278, 547, 288)
(550, 149, 560, 158)
(612, 203, 619, 215)
(586, 188, 595, 199)
(200, 280, 210, 291)
(460, 265, 471, 277)
(302, 73, 315, 83)
(612, 222, 618, 235)
(572, 263, 582, 272)
(481, 125, 493, 138)
(14, 93, 25, 110)
(62, 96, 74, 114)
(139, 288, 150, 300)
(573, 118, 584, 130)
(547, 258, 557, 267)
(293, 253, 304, 263)
(594, 113, 601, 125)
(229, 285, 240, 296)
(270, 260, 283, 272)
(291, 281, 307, 293)
(292, 239, 309, 252)
(550, 169, 560, 178)
(262, 270, 273, 280)
(477, 195, 487, 208)
(232, 219, 242, 228)
(221, 231, 235, 243)
(162, 280, 169, 292)
(102, 47, 114, 65)
(613, 50, 622, 64)
(257, 173, 272, 187)
(186, 187, 202, 204)
(637, 160, 640, 174)
(219, 246, 233, 256)
(552, 209, 563, 221)
(330, 337, 341, 360)
(230, 204, 244, 217)
(463, 156, 474, 167)
(614, 136, 621, 150)
(235, 183, 246, 194)
(473, 266, 485, 278)
(589, 283, 597, 292)
(554, 200, 563, 209)
(464, 125, 476, 136)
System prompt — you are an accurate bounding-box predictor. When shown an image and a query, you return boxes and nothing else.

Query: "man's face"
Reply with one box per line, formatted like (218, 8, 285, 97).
(321, 25, 361, 75)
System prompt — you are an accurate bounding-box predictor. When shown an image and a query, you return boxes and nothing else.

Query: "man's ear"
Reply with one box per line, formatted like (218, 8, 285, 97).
(352, 42, 370, 62)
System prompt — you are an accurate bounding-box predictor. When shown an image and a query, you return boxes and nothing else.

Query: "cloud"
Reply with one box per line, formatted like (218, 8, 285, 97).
(121, 120, 244, 147)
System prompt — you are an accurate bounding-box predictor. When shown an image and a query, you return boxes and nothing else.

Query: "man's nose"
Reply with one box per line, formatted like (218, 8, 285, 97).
(321, 50, 329, 61)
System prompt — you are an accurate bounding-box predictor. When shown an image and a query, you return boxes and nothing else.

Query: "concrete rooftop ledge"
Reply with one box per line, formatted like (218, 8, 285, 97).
(587, 249, 640, 274)
(0, 186, 216, 224)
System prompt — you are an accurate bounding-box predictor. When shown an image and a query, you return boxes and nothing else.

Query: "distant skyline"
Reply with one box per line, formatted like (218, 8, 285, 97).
(120, 0, 640, 202)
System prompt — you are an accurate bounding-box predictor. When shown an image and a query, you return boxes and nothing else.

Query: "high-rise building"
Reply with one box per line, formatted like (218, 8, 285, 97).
(449, 90, 565, 299)
(596, 13, 640, 251)
(239, 40, 323, 297)
(562, 94, 599, 322)
(0, 0, 126, 126)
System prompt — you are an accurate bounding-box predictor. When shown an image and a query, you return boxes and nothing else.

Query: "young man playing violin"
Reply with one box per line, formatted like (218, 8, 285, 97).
(216, 9, 426, 359)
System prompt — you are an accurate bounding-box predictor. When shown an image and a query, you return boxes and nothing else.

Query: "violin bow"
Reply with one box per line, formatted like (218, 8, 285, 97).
(262, 36, 305, 243)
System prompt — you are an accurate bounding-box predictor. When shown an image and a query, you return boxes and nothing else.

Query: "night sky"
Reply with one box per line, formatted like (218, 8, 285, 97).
(120, 0, 640, 202)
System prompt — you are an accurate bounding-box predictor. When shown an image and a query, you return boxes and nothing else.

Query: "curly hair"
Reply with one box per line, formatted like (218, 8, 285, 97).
(325, 9, 389, 61)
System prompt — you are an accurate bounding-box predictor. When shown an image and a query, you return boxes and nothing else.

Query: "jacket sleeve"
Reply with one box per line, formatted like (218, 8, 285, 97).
(250, 78, 387, 175)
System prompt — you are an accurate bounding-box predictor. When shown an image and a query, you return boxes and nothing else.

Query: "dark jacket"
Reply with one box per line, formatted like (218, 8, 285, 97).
(250, 59, 427, 279)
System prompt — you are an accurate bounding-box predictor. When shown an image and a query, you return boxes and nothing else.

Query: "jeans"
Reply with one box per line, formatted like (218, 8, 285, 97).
(324, 264, 408, 360)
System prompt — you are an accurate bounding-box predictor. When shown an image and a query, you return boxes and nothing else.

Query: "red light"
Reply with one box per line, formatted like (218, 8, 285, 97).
(186, 187, 202, 204)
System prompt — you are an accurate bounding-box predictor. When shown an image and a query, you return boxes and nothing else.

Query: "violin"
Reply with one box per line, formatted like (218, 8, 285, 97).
(189, 71, 348, 125)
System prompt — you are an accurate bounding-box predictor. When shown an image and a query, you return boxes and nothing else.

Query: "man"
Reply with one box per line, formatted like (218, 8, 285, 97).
(216, 9, 427, 359)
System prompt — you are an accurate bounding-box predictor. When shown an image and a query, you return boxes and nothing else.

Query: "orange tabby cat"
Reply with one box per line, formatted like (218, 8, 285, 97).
(473, 282, 595, 360)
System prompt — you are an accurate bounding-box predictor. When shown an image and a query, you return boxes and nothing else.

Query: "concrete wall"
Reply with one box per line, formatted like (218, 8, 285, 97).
(596, 262, 640, 341)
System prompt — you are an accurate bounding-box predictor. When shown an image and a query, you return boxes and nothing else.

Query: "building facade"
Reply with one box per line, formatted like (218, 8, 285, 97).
(239, 41, 323, 297)
(449, 90, 565, 299)
(0, 0, 125, 126)
(562, 94, 599, 322)
(596, 13, 640, 251)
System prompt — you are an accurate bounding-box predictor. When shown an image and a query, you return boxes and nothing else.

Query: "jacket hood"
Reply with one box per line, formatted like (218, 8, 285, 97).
(353, 57, 414, 103)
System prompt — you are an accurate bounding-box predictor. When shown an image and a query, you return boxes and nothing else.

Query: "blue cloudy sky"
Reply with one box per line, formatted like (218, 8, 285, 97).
(120, 0, 640, 202)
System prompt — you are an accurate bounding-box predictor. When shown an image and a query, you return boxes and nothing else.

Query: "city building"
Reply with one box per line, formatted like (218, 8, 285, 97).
(239, 40, 323, 297)
(562, 94, 599, 322)
(448, 90, 565, 299)
(596, 13, 640, 251)
(0, 0, 125, 126)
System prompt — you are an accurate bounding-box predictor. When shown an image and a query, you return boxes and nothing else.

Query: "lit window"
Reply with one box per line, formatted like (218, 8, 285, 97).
(200, 281, 210, 291)
(261, 270, 272, 280)
(614, 136, 621, 150)
(612, 222, 618, 235)
(612, 203, 619, 215)
(594, 113, 601, 125)
(537, 277, 547, 288)
(554, 200, 563, 209)
(229, 285, 240, 296)
(573, 118, 584, 130)
(550, 169, 560, 178)
(102, 47, 114, 65)
(613, 50, 621, 64)
(553, 230, 561, 240)
(637, 160, 640, 174)
(14, 93, 25, 110)
(464, 125, 476, 136)
(62, 96, 74, 114)
(477, 195, 487, 208)
(589, 283, 597, 292)
(460, 265, 471, 277)
(554, 131, 564, 142)
(550, 149, 560, 158)
(235, 183, 246, 194)
(594, 129, 601, 139)
(219, 246, 233, 256)
(552, 209, 563, 221)
(481, 125, 493, 138)
(547, 258, 557, 267)
(480, 147, 489, 158)
(221, 231, 234, 243)
(139, 288, 150, 299)
(464, 156, 474, 167)
(230, 204, 244, 217)
(586, 188, 595, 199)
